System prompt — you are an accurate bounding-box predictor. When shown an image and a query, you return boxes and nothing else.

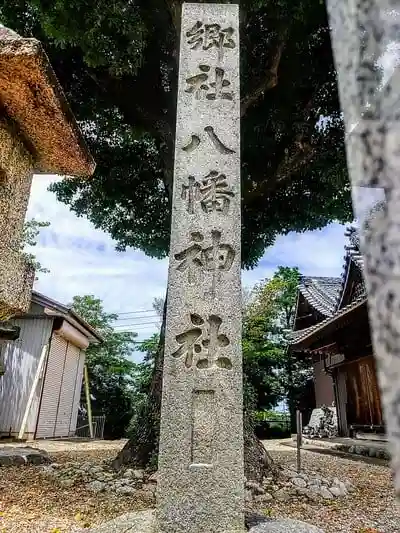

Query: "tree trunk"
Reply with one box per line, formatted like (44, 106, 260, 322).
(112, 297, 273, 482)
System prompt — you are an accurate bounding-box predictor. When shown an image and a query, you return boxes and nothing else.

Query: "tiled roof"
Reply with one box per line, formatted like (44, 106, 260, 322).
(298, 276, 342, 317)
(290, 226, 368, 349)
(289, 295, 366, 347)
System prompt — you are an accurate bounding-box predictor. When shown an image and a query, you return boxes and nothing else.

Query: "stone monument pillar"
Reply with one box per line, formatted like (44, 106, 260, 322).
(157, 3, 244, 532)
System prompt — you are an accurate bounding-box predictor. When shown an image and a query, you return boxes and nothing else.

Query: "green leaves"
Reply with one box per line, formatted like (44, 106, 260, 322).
(0, 0, 353, 268)
(31, 0, 147, 76)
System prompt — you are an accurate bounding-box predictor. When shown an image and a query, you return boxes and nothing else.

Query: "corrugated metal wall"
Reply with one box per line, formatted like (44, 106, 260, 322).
(35, 334, 68, 439)
(54, 342, 80, 437)
(0, 317, 53, 437)
(36, 335, 86, 439)
(69, 349, 85, 436)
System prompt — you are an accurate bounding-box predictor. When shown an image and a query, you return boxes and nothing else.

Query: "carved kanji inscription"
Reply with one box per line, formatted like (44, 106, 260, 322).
(185, 66, 233, 101)
(172, 313, 232, 370)
(186, 21, 235, 61)
(181, 171, 235, 214)
(182, 126, 235, 155)
(175, 230, 235, 296)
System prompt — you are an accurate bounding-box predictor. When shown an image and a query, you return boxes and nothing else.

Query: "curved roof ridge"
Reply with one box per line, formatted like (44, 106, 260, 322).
(298, 276, 342, 317)
(335, 225, 365, 311)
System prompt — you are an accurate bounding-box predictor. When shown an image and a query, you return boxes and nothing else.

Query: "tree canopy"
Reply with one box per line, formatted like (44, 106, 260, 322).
(1, 0, 352, 268)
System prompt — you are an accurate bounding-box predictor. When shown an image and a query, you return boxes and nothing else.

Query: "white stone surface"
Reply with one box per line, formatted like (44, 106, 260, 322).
(157, 3, 243, 533)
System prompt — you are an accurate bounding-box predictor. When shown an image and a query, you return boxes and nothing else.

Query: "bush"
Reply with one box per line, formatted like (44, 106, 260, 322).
(255, 419, 291, 440)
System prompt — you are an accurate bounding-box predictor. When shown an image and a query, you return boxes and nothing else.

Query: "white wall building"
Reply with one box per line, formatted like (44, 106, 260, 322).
(0, 291, 102, 440)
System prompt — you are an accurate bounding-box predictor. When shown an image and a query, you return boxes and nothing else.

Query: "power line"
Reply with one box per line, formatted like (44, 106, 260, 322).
(113, 321, 160, 328)
(111, 309, 155, 316)
(112, 315, 159, 322)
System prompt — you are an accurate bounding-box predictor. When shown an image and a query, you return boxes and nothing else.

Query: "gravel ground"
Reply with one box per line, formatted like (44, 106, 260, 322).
(0, 438, 398, 532)
(0, 440, 149, 533)
(261, 440, 399, 533)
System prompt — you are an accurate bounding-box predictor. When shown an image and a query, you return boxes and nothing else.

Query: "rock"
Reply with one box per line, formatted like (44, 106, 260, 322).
(348, 446, 355, 454)
(97, 472, 114, 482)
(337, 482, 348, 496)
(376, 449, 390, 460)
(87, 509, 155, 533)
(368, 448, 377, 458)
(295, 488, 318, 502)
(291, 477, 307, 488)
(133, 469, 145, 480)
(254, 493, 273, 503)
(60, 479, 75, 488)
(274, 489, 291, 502)
(344, 480, 355, 493)
(249, 518, 325, 532)
(319, 487, 334, 499)
(50, 463, 61, 469)
(328, 487, 342, 497)
(245, 489, 253, 503)
(86, 481, 106, 493)
(246, 481, 265, 494)
(90, 465, 104, 474)
(116, 485, 136, 495)
(39, 465, 56, 477)
(0, 447, 49, 466)
(147, 472, 158, 483)
(294, 472, 309, 481)
(142, 483, 156, 494)
(123, 468, 144, 480)
(304, 489, 320, 502)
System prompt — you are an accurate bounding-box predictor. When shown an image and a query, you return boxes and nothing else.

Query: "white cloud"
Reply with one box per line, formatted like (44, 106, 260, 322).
(27, 175, 349, 358)
(242, 224, 347, 288)
(27, 175, 167, 350)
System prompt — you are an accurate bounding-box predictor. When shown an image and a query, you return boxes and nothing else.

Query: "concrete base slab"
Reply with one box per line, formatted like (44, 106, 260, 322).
(0, 446, 49, 466)
(88, 510, 156, 533)
(87, 510, 325, 533)
(249, 518, 325, 533)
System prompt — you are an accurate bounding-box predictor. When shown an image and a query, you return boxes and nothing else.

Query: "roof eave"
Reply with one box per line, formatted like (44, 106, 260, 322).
(288, 297, 367, 351)
(0, 29, 95, 176)
(31, 291, 103, 343)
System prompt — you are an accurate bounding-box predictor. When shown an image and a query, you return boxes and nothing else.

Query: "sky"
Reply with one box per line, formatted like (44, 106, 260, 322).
(26, 174, 349, 361)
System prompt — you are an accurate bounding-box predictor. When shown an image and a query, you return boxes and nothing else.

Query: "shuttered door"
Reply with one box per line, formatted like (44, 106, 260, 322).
(35, 335, 67, 439)
(69, 350, 85, 435)
(54, 343, 81, 437)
